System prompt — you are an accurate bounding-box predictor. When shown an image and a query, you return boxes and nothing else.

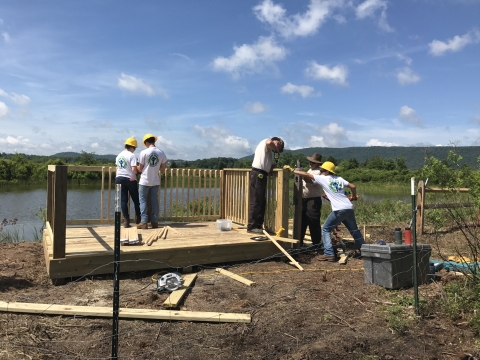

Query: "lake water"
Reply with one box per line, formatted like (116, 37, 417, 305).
(0, 183, 411, 241)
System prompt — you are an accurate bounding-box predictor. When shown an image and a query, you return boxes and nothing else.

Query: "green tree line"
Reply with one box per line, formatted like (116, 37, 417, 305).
(1, 150, 479, 185)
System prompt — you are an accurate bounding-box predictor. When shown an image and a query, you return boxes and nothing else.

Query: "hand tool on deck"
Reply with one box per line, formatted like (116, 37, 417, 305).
(262, 230, 304, 271)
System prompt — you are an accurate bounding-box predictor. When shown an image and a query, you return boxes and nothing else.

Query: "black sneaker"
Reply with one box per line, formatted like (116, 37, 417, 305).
(247, 228, 263, 234)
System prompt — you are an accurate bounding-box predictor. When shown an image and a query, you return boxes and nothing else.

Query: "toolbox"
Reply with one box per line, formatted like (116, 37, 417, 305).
(361, 243, 431, 289)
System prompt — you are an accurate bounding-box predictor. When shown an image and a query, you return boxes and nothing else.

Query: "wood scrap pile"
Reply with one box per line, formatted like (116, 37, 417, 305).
(120, 227, 140, 245)
(145, 226, 178, 246)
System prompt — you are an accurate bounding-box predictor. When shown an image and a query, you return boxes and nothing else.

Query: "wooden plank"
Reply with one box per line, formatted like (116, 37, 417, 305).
(66, 219, 115, 225)
(163, 273, 198, 308)
(263, 230, 304, 271)
(53, 165, 67, 259)
(424, 187, 470, 193)
(215, 268, 256, 287)
(0, 301, 250, 323)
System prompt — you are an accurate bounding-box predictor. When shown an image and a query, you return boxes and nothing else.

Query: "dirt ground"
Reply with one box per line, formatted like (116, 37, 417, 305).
(1, 226, 479, 360)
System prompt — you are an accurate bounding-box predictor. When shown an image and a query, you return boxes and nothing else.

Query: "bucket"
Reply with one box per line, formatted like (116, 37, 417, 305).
(394, 228, 402, 244)
(404, 228, 412, 245)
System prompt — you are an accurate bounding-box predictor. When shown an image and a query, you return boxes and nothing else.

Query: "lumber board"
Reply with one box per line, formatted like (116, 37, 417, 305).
(0, 301, 250, 323)
(263, 230, 304, 271)
(163, 273, 198, 308)
(215, 268, 256, 287)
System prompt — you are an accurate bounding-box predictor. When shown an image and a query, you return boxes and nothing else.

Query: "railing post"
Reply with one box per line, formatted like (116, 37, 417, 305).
(416, 180, 425, 235)
(292, 160, 303, 243)
(53, 165, 67, 259)
(275, 168, 290, 237)
(220, 170, 226, 218)
(47, 168, 54, 224)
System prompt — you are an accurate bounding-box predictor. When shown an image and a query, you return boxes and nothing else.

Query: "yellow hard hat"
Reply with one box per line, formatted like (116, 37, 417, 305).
(124, 137, 137, 148)
(143, 133, 158, 146)
(320, 161, 336, 174)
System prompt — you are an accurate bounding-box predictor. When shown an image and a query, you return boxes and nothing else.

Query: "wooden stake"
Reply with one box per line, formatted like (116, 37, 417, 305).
(262, 230, 304, 271)
(163, 273, 197, 308)
(215, 268, 256, 287)
(163, 227, 169, 239)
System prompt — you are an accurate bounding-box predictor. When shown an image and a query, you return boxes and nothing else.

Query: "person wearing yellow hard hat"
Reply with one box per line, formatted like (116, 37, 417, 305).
(293, 161, 365, 262)
(115, 137, 141, 228)
(136, 133, 167, 229)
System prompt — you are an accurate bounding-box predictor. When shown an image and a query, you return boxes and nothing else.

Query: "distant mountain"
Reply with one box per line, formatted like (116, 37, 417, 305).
(241, 146, 480, 170)
(52, 152, 117, 162)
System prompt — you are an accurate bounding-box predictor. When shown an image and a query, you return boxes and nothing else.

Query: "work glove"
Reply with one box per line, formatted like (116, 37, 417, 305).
(283, 165, 294, 173)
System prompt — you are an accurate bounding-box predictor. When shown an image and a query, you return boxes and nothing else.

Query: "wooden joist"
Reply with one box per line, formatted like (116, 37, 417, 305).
(215, 268, 256, 287)
(0, 301, 250, 323)
(163, 273, 197, 308)
(262, 230, 304, 271)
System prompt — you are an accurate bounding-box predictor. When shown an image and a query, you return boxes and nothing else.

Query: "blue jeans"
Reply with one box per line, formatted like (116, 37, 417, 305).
(322, 209, 365, 256)
(139, 185, 159, 224)
(115, 177, 141, 222)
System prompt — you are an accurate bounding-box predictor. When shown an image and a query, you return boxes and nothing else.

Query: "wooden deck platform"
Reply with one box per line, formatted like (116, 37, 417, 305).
(43, 222, 299, 280)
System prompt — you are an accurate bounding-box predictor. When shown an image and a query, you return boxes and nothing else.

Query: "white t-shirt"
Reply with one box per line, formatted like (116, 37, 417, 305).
(138, 146, 167, 186)
(251, 139, 272, 172)
(312, 174, 353, 211)
(115, 150, 137, 179)
(302, 168, 322, 198)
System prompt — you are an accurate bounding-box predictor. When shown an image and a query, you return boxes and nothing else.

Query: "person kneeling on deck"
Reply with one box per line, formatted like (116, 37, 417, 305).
(293, 161, 365, 262)
(136, 133, 167, 230)
(247, 136, 284, 234)
(115, 137, 141, 228)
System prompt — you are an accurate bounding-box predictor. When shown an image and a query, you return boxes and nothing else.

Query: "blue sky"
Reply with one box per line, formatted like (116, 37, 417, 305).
(0, 0, 479, 160)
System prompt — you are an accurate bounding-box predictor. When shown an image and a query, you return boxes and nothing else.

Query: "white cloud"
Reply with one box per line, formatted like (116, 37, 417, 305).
(429, 29, 480, 56)
(10, 93, 31, 105)
(2, 31, 9, 42)
(91, 142, 99, 148)
(280, 82, 317, 98)
(0, 102, 8, 118)
(193, 125, 252, 157)
(244, 101, 267, 114)
(366, 139, 398, 146)
(212, 36, 287, 79)
(396, 54, 412, 65)
(253, 0, 341, 38)
(0, 89, 7, 97)
(0, 135, 25, 145)
(305, 61, 348, 86)
(399, 105, 423, 127)
(170, 53, 193, 62)
(308, 122, 348, 147)
(397, 67, 421, 85)
(473, 115, 480, 124)
(356, 0, 393, 32)
(118, 73, 161, 97)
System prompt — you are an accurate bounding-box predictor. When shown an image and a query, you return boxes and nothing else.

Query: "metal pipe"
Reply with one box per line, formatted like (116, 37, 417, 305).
(111, 184, 121, 359)
(411, 177, 419, 314)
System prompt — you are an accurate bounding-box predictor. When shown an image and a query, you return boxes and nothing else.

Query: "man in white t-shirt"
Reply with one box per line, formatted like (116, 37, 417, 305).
(247, 136, 284, 234)
(115, 137, 141, 228)
(136, 133, 167, 229)
(294, 161, 365, 262)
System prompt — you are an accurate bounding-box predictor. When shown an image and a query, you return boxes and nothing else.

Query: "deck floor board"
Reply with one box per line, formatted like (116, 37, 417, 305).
(43, 222, 298, 279)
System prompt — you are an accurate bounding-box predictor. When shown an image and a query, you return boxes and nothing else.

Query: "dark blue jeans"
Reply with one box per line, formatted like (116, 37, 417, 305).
(322, 209, 365, 256)
(115, 177, 141, 222)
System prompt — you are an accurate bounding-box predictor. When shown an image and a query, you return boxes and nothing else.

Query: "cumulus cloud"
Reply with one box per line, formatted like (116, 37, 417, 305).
(308, 122, 348, 147)
(253, 0, 342, 38)
(244, 101, 267, 114)
(0, 101, 8, 118)
(212, 36, 287, 79)
(0, 135, 27, 145)
(10, 93, 31, 105)
(91, 142, 99, 148)
(193, 125, 251, 157)
(280, 82, 317, 98)
(356, 0, 393, 32)
(366, 139, 399, 146)
(2, 31, 9, 42)
(117, 73, 167, 97)
(305, 61, 348, 86)
(399, 105, 423, 127)
(429, 29, 480, 56)
(397, 67, 421, 85)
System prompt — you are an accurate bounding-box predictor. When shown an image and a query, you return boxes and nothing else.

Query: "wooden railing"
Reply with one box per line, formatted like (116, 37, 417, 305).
(416, 180, 475, 234)
(222, 168, 290, 237)
(45, 165, 291, 259)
